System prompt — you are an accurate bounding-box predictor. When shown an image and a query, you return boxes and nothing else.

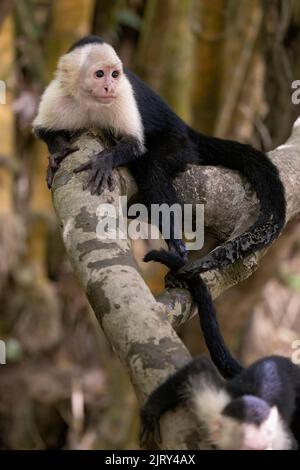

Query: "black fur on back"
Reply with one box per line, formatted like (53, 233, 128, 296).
(68, 35, 105, 53)
(144, 249, 243, 379)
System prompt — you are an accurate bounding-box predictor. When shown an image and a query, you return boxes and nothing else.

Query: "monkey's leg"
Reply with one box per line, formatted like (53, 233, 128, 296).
(131, 163, 188, 260)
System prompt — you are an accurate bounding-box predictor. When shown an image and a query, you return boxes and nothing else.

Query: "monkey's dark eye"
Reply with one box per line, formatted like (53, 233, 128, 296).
(95, 70, 104, 78)
(112, 71, 119, 78)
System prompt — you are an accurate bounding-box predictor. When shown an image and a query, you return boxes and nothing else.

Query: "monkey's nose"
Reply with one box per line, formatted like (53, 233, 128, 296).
(104, 87, 108, 93)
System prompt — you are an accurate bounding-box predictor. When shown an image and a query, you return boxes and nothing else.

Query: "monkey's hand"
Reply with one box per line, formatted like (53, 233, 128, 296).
(139, 406, 162, 448)
(74, 149, 115, 195)
(47, 145, 79, 189)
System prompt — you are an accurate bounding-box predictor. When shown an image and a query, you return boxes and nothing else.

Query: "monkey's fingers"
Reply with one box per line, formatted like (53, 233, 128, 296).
(83, 169, 97, 191)
(91, 170, 105, 195)
(74, 149, 112, 174)
(139, 424, 148, 448)
(139, 415, 162, 448)
(107, 174, 115, 191)
(139, 424, 157, 448)
(49, 146, 79, 169)
(153, 422, 162, 444)
(74, 160, 92, 173)
(62, 145, 79, 159)
(96, 171, 111, 195)
(46, 165, 55, 189)
(139, 424, 161, 448)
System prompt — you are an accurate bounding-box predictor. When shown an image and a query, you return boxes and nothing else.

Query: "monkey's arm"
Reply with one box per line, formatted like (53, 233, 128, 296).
(73, 135, 143, 195)
(34, 127, 79, 188)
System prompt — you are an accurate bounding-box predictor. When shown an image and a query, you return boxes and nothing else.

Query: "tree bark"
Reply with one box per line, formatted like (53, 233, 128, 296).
(51, 119, 300, 449)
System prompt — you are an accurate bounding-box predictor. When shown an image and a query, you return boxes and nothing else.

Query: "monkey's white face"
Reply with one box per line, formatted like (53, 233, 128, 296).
(56, 43, 125, 106)
(190, 384, 295, 450)
(215, 415, 273, 450)
(35, 42, 145, 143)
(214, 407, 294, 450)
(83, 61, 123, 105)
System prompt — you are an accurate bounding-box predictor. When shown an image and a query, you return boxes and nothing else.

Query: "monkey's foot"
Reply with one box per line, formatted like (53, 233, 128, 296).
(47, 146, 79, 189)
(168, 239, 188, 262)
(165, 271, 188, 290)
(74, 149, 115, 195)
(139, 412, 161, 448)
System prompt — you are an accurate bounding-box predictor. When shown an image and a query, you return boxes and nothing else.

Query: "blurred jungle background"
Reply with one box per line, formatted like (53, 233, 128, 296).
(0, 0, 300, 450)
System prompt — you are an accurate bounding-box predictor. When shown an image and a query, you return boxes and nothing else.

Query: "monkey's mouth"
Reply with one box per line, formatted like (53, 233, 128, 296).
(98, 95, 116, 104)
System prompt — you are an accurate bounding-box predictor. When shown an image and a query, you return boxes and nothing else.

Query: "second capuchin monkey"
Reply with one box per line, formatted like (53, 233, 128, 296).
(140, 356, 300, 450)
(33, 35, 285, 273)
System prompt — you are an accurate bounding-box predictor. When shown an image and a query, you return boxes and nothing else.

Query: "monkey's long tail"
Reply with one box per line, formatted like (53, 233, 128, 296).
(144, 249, 243, 379)
(179, 129, 286, 279)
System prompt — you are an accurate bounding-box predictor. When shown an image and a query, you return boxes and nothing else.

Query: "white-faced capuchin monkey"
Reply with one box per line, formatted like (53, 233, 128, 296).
(33, 35, 286, 272)
(33, 36, 286, 385)
(140, 356, 300, 450)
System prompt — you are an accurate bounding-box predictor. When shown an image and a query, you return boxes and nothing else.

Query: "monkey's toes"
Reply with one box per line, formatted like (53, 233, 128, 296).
(139, 417, 161, 448)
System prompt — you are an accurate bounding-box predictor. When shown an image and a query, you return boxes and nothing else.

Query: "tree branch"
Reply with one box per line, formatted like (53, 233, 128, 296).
(51, 119, 300, 449)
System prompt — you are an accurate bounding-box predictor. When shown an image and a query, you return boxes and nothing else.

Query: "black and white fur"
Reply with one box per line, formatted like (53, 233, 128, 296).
(33, 35, 286, 269)
(140, 355, 300, 450)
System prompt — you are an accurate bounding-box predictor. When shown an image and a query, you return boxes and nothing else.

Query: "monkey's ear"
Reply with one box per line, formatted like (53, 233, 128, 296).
(56, 51, 81, 90)
(57, 53, 76, 76)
